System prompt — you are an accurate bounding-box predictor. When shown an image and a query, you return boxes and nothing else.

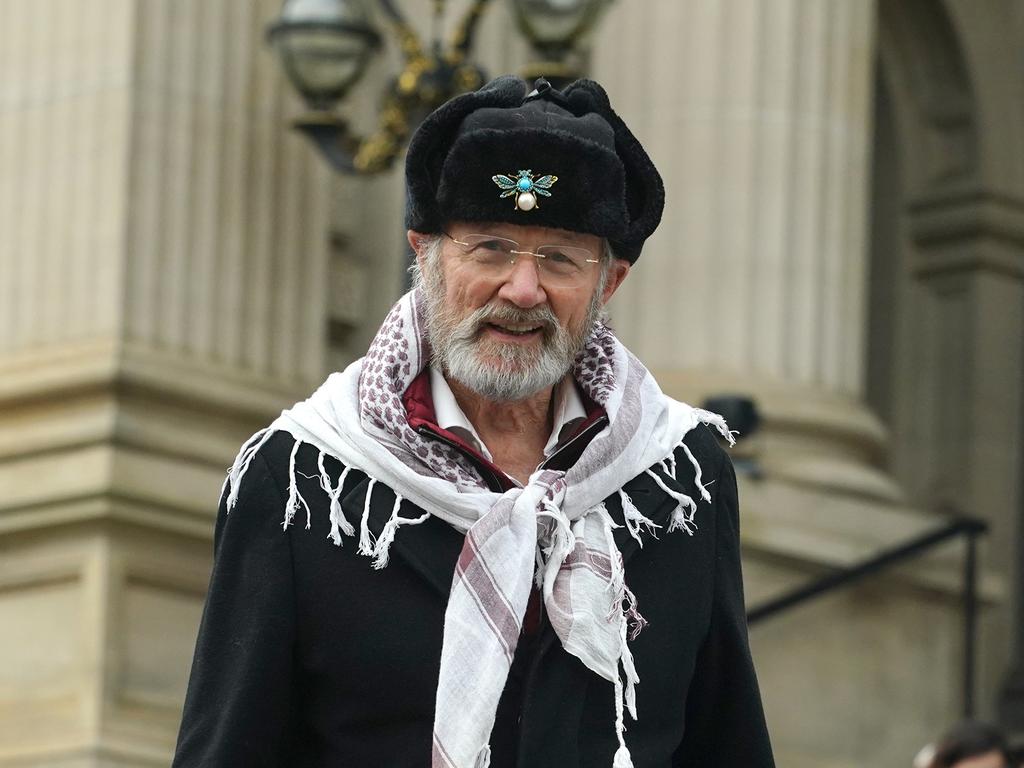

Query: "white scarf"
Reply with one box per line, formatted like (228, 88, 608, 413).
(224, 290, 732, 768)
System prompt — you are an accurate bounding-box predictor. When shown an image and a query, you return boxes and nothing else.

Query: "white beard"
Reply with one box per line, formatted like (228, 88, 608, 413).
(418, 263, 606, 402)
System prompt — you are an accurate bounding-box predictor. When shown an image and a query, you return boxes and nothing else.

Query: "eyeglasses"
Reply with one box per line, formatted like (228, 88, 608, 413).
(443, 232, 600, 285)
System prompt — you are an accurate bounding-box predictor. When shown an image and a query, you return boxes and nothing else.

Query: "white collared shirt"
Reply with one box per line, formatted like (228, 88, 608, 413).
(429, 366, 587, 466)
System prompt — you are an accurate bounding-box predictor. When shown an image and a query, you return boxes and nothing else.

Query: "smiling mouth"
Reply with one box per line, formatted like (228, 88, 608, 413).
(485, 322, 543, 337)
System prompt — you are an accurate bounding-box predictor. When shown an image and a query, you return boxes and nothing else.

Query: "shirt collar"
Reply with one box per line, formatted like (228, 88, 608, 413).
(429, 366, 587, 463)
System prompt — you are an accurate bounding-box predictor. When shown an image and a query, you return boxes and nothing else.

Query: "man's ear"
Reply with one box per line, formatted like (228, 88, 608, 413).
(601, 259, 631, 305)
(407, 230, 429, 259)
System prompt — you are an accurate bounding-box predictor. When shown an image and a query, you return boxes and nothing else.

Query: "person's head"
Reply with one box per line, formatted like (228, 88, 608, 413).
(408, 222, 628, 401)
(403, 76, 663, 401)
(916, 721, 1012, 768)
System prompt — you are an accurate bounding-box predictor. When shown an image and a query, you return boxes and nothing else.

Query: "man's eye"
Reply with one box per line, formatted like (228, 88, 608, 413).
(544, 251, 573, 264)
(476, 240, 508, 252)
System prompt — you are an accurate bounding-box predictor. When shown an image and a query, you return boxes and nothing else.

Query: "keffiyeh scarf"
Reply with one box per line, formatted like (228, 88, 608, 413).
(224, 289, 732, 768)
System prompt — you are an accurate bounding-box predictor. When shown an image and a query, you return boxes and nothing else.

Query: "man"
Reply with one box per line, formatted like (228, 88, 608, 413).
(172, 76, 775, 767)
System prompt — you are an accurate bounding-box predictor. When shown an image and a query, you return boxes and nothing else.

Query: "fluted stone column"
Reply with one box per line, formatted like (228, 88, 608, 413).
(595, 0, 895, 499)
(590, 3, 982, 766)
(0, 1, 330, 765)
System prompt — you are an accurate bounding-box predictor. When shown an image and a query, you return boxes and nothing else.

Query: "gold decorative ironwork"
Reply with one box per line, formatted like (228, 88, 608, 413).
(277, 0, 611, 175)
(291, 0, 490, 175)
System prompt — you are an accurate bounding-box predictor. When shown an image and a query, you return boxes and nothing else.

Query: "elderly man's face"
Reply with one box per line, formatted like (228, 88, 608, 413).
(409, 221, 629, 401)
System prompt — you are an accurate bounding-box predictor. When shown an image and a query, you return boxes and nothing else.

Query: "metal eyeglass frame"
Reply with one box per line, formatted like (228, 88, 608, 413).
(443, 232, 600, 272)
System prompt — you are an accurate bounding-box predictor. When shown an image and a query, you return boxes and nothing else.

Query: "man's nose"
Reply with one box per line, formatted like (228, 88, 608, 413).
(497, 253, 547, 308)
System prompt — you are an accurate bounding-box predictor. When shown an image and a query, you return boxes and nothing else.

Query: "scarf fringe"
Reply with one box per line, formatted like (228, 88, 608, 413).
(371, 494, 430, 569)
(644, 468, 698, 535)
(321, 455, 355, 545)
(613, 745, 635, 768)
(225, 432, 434, 566)
(637, 414, 729, 538)
(224, 414, 733, 548)
(696, 408, 737, 447)
(283, 440, 312, 531)
(357, 478, 378, 555)
(371, 491, 403, 567)
(618, 489, 660, 547)
(225, 427, 274, 511)
(681, 443, 712, 503)
(597, 507, 641, 768)
(537, 491, 577, 592)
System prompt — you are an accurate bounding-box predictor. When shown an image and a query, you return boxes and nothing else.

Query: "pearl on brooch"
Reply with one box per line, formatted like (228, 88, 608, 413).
(516, 191, 537, 211)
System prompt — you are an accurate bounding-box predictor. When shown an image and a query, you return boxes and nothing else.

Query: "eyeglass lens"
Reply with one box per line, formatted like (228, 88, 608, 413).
(450, 234, 597, 279)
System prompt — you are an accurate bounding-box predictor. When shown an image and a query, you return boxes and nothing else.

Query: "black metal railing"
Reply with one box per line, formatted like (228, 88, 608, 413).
(746, 515, 989, 716)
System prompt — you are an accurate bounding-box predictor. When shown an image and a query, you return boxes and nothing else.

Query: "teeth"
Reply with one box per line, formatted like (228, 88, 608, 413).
(492, 323, 540, 335)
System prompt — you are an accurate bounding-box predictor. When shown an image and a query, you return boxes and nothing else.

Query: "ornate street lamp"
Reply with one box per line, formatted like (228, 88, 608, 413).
(267, 0, 615, 175)
(511, 0, 613, 87)
(267, 0, 383, 111)
(267, 0, 491, 174)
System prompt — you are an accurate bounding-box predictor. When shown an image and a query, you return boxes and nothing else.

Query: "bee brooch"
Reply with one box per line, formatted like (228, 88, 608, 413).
(492, 170, 558, 211)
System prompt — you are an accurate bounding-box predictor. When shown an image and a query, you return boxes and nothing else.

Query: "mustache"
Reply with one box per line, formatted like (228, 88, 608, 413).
(453, 302, 559, 340)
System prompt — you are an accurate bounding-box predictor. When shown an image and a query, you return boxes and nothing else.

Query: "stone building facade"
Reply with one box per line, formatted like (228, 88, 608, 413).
(0, 1, 1021, 766)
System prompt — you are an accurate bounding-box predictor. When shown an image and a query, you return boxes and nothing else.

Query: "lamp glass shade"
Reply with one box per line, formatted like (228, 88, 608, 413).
(268, 0, 380, 110)
(510, 0, 607, 47)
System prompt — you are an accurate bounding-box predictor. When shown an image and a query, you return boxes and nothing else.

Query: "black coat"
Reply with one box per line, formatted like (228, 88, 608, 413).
(172, 425, 774, 767)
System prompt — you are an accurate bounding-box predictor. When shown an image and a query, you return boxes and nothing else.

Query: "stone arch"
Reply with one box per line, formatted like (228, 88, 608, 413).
(866, 0, 981, 506)
(868, 0, 1024, 720)
(875, 0, 979, 198)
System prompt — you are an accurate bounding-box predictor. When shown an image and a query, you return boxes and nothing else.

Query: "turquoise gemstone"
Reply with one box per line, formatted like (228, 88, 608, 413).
(517, 178, 532, 190)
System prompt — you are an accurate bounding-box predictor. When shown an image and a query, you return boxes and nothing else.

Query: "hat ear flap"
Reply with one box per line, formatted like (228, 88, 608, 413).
(405, 76, 528, 233)
(564, 79, 664, 261)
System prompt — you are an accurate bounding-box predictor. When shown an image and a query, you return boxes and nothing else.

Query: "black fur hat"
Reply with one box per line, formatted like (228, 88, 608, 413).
(404, 76, 664, 263)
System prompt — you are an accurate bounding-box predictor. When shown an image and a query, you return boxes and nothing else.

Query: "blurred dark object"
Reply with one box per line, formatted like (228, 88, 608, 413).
(702, 394, 761, 478)
(701, 394, 760, 438)
(917, 720, 1013, 767)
